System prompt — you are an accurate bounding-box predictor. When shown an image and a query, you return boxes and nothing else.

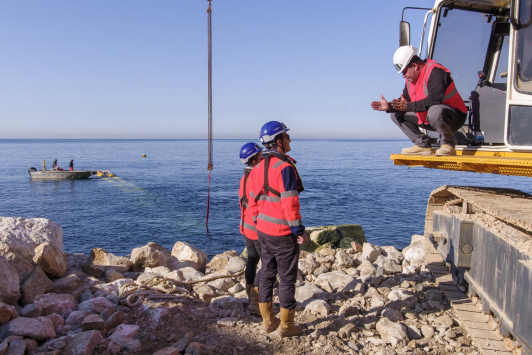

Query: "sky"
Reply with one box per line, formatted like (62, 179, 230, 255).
(0, 0, 437, 139)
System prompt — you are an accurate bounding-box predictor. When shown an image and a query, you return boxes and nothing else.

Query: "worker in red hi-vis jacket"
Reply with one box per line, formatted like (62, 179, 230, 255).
(371, 45, 467, 156)
(247, 121, 307, 338)
(238, 142, 263, 316)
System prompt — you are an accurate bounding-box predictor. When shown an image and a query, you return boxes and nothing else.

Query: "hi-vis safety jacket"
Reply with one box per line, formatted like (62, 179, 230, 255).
(239, 166, 258, 240)
(406, 59, 467, 124)
(247, 150, 305, 237)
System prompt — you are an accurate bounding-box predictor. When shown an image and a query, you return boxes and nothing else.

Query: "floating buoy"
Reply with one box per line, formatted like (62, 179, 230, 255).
(142, 154, 146, 158)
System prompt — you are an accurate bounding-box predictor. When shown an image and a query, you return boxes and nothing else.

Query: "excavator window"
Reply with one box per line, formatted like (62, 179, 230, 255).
(432, 8, 493, 101)
(516, 0, 532, 93)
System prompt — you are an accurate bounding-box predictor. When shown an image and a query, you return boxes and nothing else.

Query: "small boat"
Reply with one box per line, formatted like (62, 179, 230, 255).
(28, 167, 97, 180)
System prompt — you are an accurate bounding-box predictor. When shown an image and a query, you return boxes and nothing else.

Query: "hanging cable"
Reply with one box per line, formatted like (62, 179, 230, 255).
(206, 0, 213, 233)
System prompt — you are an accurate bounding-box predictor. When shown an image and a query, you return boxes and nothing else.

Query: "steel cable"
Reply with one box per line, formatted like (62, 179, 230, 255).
(206, 0, 213, 232)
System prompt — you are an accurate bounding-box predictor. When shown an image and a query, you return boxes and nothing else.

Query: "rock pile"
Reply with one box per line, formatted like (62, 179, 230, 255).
(0, 217, 479, 355)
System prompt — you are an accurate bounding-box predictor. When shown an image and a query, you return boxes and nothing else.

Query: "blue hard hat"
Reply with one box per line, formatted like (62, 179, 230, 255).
(240, 142, 262, 164)
(259, 121, 289, 144)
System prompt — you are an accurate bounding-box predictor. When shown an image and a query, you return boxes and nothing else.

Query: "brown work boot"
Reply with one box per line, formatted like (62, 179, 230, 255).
(401, 145, 432, 155)
(435, 144, 456, 156)
(275, 307, 302, 338)
(259, 302, 280, 333)
(246, 285, 260, 316)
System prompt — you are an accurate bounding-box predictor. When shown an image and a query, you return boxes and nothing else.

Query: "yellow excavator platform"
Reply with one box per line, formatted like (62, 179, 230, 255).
(391, 148, 532, 177)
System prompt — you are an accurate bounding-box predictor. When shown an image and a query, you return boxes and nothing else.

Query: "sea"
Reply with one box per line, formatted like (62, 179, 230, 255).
(1, 139, 531, 259)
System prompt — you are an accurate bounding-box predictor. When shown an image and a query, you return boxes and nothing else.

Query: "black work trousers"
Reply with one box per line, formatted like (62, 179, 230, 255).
(244, 237, 261, 288)
(258, 230, 300, 310)
(391, 105, 467, 147)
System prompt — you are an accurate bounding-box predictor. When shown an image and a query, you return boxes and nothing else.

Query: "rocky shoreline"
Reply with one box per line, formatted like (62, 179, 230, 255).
(0, 217, 479, 355)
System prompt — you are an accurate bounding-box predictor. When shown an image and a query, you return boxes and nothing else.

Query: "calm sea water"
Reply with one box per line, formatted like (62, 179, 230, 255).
(1, 139, 530, 258)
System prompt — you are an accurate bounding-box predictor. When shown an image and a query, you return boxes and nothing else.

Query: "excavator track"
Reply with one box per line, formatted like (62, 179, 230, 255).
(424, 186, 532, 355)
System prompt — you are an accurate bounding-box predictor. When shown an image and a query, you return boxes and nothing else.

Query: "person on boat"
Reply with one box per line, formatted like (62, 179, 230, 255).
(247, 121, 307, 338)
(370, 45, 467, 156)
(52, 159, 58, 169)
(238, 142, 263, 316)
(69, 159, 74, 171)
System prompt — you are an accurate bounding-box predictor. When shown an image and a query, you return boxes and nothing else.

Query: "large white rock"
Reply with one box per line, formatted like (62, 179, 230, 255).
(305, 300, 331, 317)
(357, 260, 377, 276)
(86, 248, 133, 274)
(294, 283, 326, 304)
(206, 251, 238, 273)
(34, 293, 78, 318)
(375, 255, 402, 275)
(388, 288, 416, 309)
(381, 246, 403, 263)
(225, 257, 246, 274)
(130, 242, 170, 271)
(376, 318, 408, 347)
(33, 242, 67, 277)
(178, 267, 204, 282)
(144, 266, 171, 277)
(171, 242, 208, 272)
(193, 284, 217, 303)
(402, 235, 425, 257)
(361, 243, 383, 263)
(315, 271, 355, 292)
(207, 276, 235, 292)
(0, 257, 20, 305)
(298, 258, 318, 276)
(404, 247, 425, 264)
(0, 217, 63, 261)
(6, 316, 56, 340)
(333, 249, 353, 269)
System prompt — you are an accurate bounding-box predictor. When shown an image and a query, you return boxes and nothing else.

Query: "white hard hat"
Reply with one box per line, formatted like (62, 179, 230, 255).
(393, 45, 418, 73)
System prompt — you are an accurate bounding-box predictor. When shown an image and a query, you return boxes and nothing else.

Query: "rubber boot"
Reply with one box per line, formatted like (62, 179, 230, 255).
(259, 302, 280, 333)
(276, 307, 302, 338)
(246, 284, 260, 315)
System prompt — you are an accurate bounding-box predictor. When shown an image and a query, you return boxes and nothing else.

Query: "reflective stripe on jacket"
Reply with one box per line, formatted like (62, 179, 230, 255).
(239, 168, 258, 240)
(406, 59, 467, 124)
(247, 151, 304, 237)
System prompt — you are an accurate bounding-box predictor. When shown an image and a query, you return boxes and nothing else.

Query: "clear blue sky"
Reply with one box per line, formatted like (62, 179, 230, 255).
(0, 0, 436, 139)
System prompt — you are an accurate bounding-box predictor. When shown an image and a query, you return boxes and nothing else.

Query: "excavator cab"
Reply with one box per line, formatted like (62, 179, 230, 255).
(392, 0, 532, 177)
(390, 2, 532, 353)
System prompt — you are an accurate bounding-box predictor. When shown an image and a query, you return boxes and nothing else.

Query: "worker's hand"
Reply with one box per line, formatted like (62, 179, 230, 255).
(370, 95, 390, 111)
(391, 94, 408, 111)
(297, 234, 308, 244)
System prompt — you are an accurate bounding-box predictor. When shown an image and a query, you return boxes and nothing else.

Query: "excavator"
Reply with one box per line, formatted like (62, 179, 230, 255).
(393, 0, 532, 354)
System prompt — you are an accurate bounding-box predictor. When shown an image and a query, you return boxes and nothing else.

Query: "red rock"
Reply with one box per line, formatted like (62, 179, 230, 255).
(82, 314, 105, 330)
(6, 316, 56, 341)
(34, 294, 78, 318)
(63, 330, 103, 355)
(0, 303, 18, 324)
